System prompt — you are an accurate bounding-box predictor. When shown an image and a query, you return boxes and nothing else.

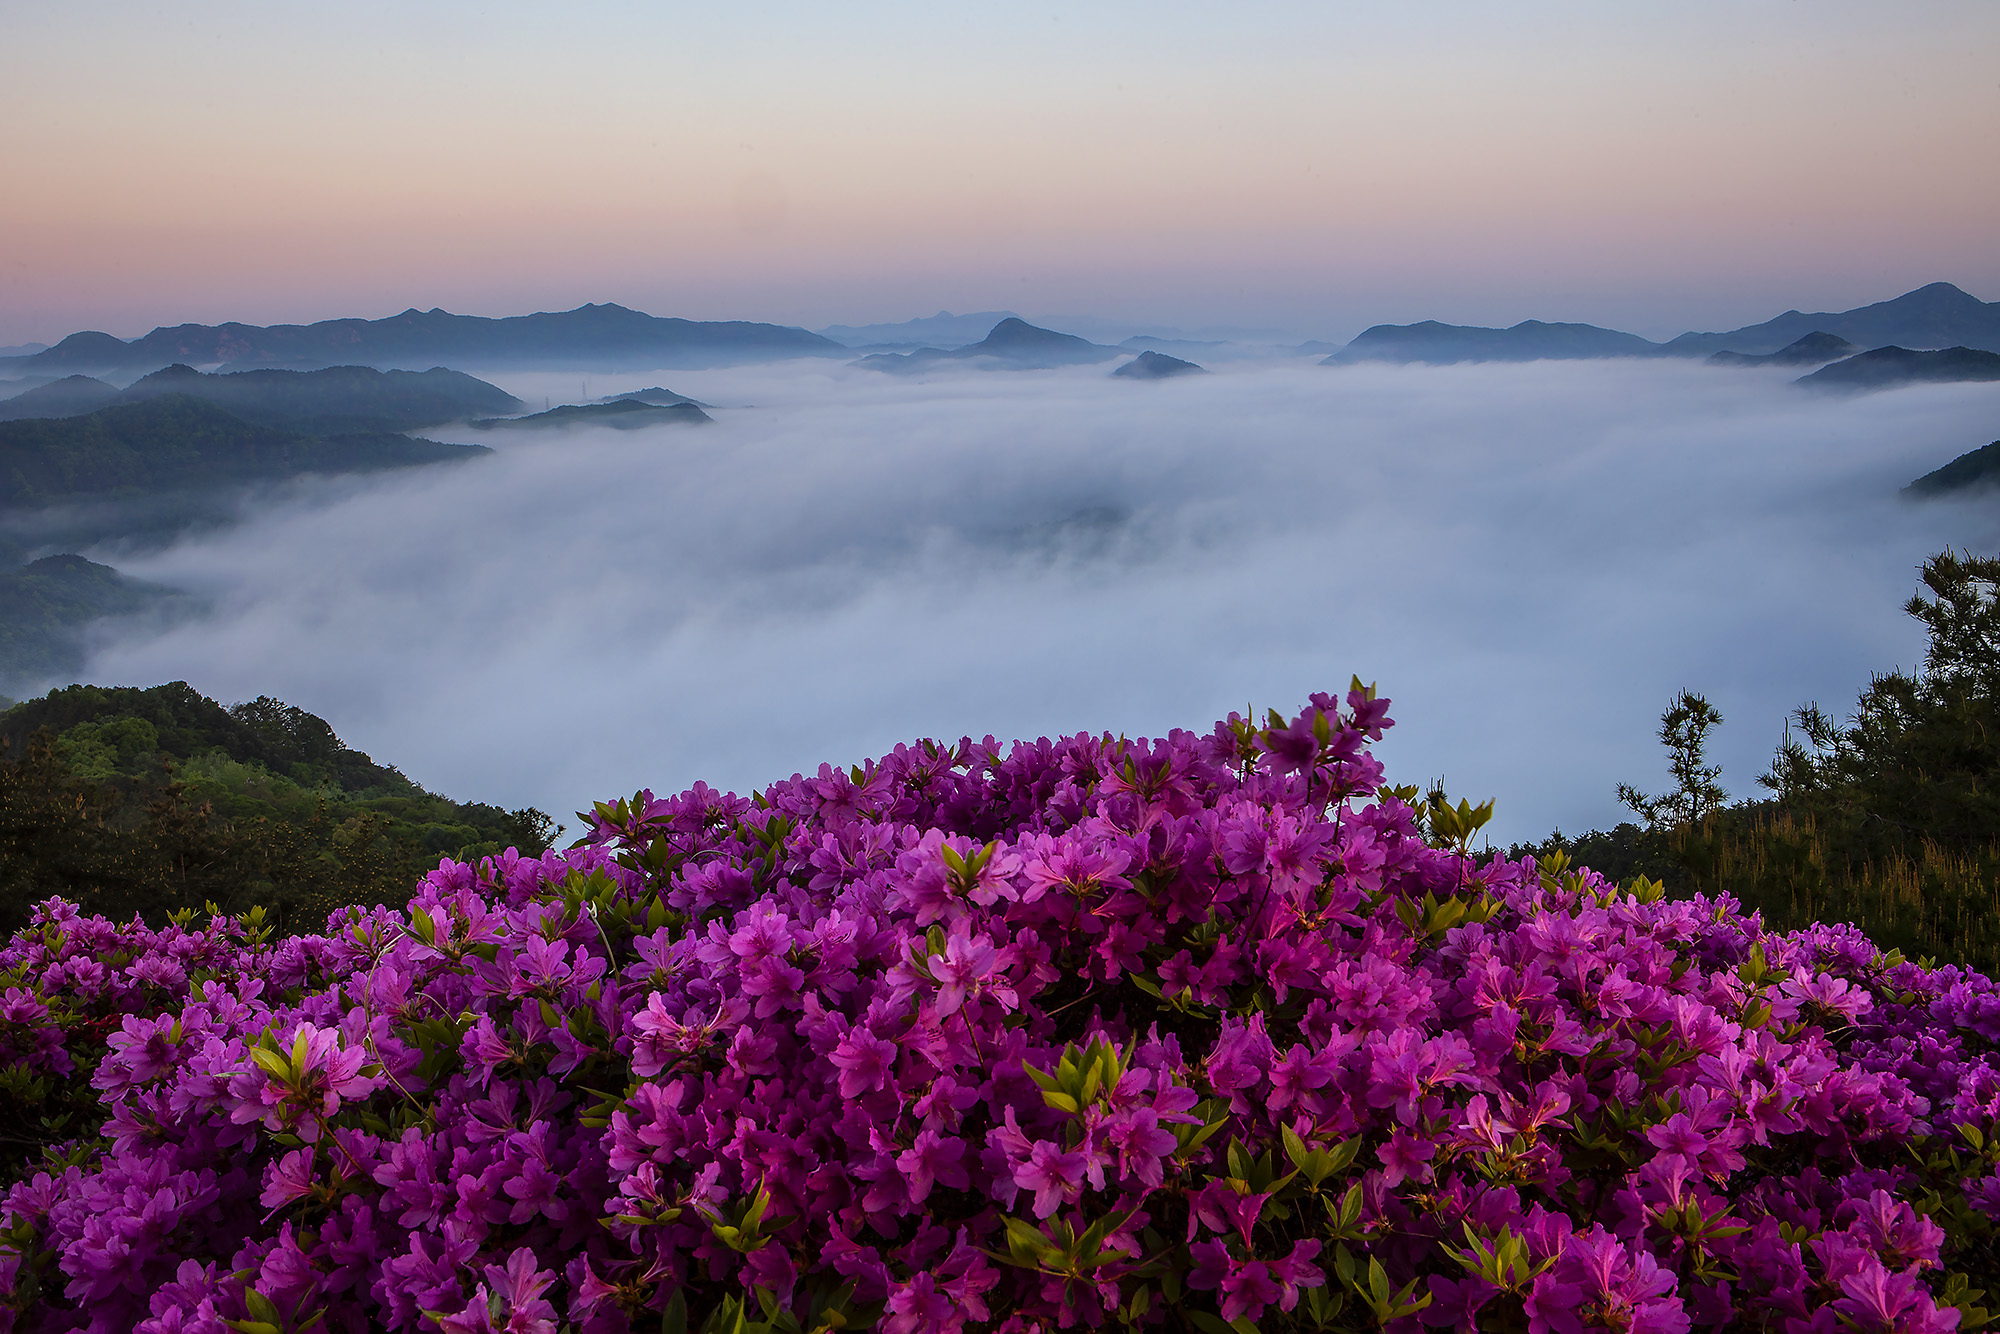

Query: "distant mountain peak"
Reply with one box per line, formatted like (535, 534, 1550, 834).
(1797, 344, 2000, 392)
(853, 317, 1118, 373)
(1668, 282, 2000, 357)
(1112, 350, 1206, 380)
(135, 363, 205, 383)
(1707, 331, 1857, 369)
(1328, 318, 1662, 365)
(977, 318, 1091, 349)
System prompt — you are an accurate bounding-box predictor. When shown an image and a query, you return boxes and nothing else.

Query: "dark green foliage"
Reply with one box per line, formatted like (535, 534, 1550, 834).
(1615, 690, 1727, 828)
(0, 555, 184, 689)
(1910, 440, 2000, 498)
(1766, 551, 2000, 855)
(0, 682, 556, 934)
(0, 396, 489, 506)
(1562, 552, 2000, 973)
(1508, 820, 1683, 891)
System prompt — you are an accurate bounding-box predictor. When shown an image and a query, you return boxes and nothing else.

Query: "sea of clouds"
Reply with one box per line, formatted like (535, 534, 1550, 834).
(74, 356, 2000, 844)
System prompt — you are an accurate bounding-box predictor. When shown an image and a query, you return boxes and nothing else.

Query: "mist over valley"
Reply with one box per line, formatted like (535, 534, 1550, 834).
(7, 320, 1991, 846)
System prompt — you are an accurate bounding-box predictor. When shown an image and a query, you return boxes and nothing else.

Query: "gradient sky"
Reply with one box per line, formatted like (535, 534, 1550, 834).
(4, 1, 1997, 345)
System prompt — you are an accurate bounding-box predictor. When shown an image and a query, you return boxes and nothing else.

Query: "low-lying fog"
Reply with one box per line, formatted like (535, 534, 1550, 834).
(77, 358, 2000, 844)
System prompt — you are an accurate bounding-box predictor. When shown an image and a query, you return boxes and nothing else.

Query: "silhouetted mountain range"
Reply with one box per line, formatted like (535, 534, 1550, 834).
(0, 397, 487, 507)
(594, 386, 709, 408)
(1707, 332, 1858, 368)
(1668, 283, 2000, 357)
(1795, 346, 2000, 392)
(472, 400, 712, 430)
(1321, 283, 2000, 365)
(1112, 351, 1206, 379)
(0, 304, 844, 377)
(1907, 440, 2000, 498)
(856, 318, 1122, 373)
(1, 364, 521, 434)
(1326, 320, 1663, 365)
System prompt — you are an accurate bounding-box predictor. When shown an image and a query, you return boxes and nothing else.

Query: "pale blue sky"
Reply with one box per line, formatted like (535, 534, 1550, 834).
(3, 1, 1996, 341)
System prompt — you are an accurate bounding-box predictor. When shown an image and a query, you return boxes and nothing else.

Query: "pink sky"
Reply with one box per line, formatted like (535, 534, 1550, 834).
(3, 1, 1996, 344)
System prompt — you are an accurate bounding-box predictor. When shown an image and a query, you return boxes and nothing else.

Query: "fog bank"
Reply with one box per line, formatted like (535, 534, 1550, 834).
(77, 358, 2000, 844)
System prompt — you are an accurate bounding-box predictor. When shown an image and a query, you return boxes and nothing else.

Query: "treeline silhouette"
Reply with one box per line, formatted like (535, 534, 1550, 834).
(1521, 550, 2000, 974)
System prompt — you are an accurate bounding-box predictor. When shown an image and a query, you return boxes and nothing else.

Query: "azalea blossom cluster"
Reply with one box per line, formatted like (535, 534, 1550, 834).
(0, 686, 1996, 1333)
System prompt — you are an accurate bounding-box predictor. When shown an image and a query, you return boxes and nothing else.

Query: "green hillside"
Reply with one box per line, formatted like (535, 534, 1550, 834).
(0, 395, 488, 506)
(0, 682, 555, 934)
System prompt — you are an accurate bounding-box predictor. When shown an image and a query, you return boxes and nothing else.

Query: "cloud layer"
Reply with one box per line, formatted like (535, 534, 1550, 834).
(76, 357, 2000, 844)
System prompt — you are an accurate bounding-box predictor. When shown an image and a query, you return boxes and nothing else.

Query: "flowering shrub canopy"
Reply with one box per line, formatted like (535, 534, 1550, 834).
(0, 685, 1996, 1334)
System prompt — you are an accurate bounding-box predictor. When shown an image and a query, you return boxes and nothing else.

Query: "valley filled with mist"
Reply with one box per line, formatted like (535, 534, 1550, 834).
(13, 340, 1994, 846)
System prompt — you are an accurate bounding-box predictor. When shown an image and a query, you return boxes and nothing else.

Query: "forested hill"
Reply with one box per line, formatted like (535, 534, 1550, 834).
(0, 682, 418, 792)
(0, 395, 487, 506)
(0, 555, 181, 689)
(0, 682, 556, 932)
(0, 363, 521, 432)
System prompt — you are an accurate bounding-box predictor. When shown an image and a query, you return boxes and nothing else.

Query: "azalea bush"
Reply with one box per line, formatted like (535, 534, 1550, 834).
(0, 685, 1998, 1333)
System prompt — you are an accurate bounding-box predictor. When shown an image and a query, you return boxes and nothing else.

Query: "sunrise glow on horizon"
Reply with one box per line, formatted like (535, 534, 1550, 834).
(4, 0, 1997, 345)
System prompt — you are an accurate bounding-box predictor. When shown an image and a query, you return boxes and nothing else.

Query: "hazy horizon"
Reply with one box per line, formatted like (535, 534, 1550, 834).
(5, 1, 1998, 347)
(9, 276, 2000, 358)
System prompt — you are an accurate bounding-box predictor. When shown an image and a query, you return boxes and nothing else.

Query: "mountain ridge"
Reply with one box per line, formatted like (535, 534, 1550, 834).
(1320, 283, 2000, 365)
(1795, 345, 2000, 392)
(4, 304, 845, 377)
(1667, 282, 2000, 357)
(855, 318, 1122, 373)
(0, 396, 488, 507)
(1326, 319, 1664, 365)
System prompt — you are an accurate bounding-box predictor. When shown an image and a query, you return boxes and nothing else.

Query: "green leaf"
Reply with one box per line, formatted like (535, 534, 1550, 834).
(1002, 1216, 1060, 1261)
(1338, 1182, 1364, 1230)
(248, 1048, 291, 1080)
(1280, 1124, 1310, 1172)
(244, 1291, 283, 1326)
